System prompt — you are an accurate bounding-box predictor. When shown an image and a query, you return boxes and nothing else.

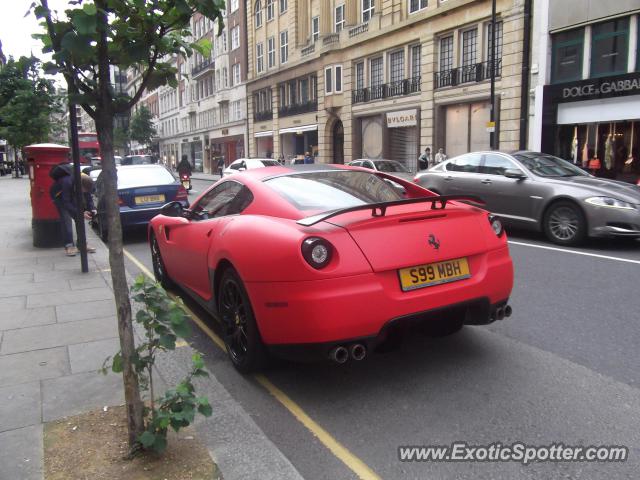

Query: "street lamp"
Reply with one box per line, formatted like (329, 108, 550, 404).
(489, 0, 497, 150)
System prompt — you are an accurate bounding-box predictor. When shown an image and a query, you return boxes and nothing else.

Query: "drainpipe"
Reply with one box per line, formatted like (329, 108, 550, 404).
(519, 0, 533, 150)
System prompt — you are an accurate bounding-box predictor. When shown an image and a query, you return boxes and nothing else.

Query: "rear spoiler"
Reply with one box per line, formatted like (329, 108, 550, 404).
(297, 195, 485, 227)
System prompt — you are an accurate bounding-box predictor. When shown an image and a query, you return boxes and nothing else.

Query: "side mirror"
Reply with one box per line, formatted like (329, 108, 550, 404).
(160, 201, 185, 217)
(504, 169, 527, 180)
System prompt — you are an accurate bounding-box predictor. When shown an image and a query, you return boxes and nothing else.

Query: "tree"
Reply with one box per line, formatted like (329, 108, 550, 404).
(113, 123, 129, 155)
(0, 57, 58, 166)
(32, 0, 224, 452)
(129, 105, 156, 151)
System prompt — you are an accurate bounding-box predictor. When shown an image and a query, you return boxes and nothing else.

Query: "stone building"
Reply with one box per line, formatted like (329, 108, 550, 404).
(246, 0, 528, 169)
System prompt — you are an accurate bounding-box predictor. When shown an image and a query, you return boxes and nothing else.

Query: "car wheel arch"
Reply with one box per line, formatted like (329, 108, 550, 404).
(212, 258, 236, 308)
(540, 197, 588, 230)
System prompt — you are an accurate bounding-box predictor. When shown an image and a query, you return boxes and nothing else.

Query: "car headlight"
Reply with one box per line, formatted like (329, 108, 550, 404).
(585, 197, 636, 210)
(488, 214, 504, 236)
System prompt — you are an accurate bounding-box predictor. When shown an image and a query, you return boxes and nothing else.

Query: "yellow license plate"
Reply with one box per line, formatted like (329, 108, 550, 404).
(398, 257, 471, 292)
(134, 194, 165, 205)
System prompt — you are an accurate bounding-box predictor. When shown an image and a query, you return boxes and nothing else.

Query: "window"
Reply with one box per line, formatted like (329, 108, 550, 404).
(325, 67, 333, 93)
(222, 29, 227, 51)
(461, 28, 478, 66)
(389, 50, 404, 84)
(551, 28, 583, 83)
(591, 18, 629, 77)
(356, 62, 364, 90)
(232, 100, 242, 121)
(335, 4, 345, 32)
(255, 0, 262, 27)
(280, 0, 287, 14)
(256, 43, 264, 73)
(409, 0, 428, 13)
(192, 182, 253, 219)
(487, 21, 503, 62)
(362, 0, 375, 22)
(268, 37, 276, 68)
(223, 67, 228, 88)
(267, 0, 275, 21)
(231, 0, 239, 12)
(312, 16, 319, 42)
(231, 26, 240, 50)
(232, 63, 241, 85)
(411, 44, 421, 79)
(280, 30, 289, 64)
(440, 35, 453, 71)
(335, 65, 342, 92)
(480, 154, 519, 176)
(370, 57, 383, 87)
(446, 153, 482, 173)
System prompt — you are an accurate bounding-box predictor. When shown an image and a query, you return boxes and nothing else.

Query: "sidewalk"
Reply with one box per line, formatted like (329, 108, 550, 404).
(0, 176, 302, 480)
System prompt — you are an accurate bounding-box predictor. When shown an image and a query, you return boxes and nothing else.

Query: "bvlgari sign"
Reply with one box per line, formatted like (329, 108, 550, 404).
(550, 72, 640, 103)
(386, 109, 418, 128)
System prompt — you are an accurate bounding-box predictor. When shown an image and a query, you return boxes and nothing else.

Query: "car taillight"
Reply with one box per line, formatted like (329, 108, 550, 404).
(176, 186, 188, 201)
(118, 196, 125, 206)
(488, 214, 504, 236)
(301, 237, 333, 269)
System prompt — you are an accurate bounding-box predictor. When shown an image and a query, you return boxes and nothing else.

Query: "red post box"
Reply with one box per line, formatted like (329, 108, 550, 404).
(24, 143, 71, 247)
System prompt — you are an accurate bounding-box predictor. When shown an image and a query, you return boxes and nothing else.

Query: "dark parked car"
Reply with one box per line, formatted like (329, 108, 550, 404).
(93, 164, 189, 240)
(414, 151, 640, 245)
(347, 159, 415, 182)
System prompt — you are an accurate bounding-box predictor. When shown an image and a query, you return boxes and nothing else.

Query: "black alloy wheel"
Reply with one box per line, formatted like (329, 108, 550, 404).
(150, 234, 174, 289)
(543, 201, 586, 246)
(218, 268, 268, 373)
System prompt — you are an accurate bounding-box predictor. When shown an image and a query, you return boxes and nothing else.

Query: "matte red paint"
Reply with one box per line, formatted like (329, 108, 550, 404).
(149, 166, 514, 346)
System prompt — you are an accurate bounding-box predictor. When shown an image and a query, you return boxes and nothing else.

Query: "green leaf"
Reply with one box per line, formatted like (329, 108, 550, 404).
(198, 403, 213, 417)
(172, 319, 191, 339)
(192, 353, 204, 370)
(71, 11, 97, 35)
(159, 333, 176, 350)
(139, 430, 155, 448)
(152, 433, 168, 453)
(111, 352, 123, 373)
(82, 3, 97, 16)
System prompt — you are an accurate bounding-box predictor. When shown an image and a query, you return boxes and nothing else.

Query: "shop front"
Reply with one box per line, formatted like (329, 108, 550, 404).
(355, 108, 420, 171)
(279, 125, 318, 162)
(181, 137, 203, 172)
(210, 124, 245, 169)
(542, 72, 640, 183)
(254, 131, 273, 158)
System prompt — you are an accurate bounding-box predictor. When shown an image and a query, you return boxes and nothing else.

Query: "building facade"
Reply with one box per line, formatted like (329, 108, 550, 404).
(530, 0, 640, 182)
(246, 0, 528, 169)
(155, 2, 249, 173)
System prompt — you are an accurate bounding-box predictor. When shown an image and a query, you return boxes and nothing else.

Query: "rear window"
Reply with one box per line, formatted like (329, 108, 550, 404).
(117, 167, 175, 189)
(374, 160, 409, 173)
(259, 160, 281, 167)
(264, 170, 402, 211)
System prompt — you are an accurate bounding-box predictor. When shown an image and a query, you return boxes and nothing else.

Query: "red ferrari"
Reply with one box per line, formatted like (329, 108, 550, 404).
(149, 165, 514, 372)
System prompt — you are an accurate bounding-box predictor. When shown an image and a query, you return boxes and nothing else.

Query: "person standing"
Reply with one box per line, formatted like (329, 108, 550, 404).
(303, 151, 314, 164)
(418, 147, 432, 170)
(435, 148, 447, 165)
(50, 169, 97, 256)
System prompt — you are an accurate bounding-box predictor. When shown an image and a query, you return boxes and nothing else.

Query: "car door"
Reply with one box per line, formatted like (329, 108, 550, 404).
(477, 153, 536, 222)
(439, 153, 483, 195)
(165, 181, 251, 300)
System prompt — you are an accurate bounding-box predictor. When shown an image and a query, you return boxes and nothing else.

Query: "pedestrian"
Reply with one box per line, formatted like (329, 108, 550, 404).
(418, 147, 431, 170)
(435, 147, 447, 165)
(217, 157, 225, 176)
(278, 153, 285, 165)
(49, 167, 97, 256)
(303, 151, 314, 164)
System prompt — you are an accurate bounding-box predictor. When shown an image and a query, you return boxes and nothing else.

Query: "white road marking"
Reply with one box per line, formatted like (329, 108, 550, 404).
(508, 240, 640, 265)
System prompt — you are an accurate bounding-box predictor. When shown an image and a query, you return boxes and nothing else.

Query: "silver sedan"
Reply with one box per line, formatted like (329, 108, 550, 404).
(414, 151, 640, 245)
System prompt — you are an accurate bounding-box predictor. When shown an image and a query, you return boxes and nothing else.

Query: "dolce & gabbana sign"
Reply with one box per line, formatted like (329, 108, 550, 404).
(550, 73, 640, 103)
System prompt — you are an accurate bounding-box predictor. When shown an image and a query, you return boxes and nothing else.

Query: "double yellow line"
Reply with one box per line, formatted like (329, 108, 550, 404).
(123, 248, 381, 480)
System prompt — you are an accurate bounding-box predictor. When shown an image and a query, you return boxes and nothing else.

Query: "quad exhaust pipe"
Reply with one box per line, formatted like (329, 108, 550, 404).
(329, 343, 367, 363)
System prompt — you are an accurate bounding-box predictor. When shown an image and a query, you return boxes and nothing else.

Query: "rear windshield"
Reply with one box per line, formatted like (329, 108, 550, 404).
(122, 155, 152, 165)
(117, 167, 175, 189)
(259, 160, 281, 167)
(375, 160, 409, 173)
(264, 170, 402, 211)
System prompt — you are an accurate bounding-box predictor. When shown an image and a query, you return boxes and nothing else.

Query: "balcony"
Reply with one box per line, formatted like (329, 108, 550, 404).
(278, 100, 318, 117)
(254, 110, 273, 122)
(301, 44, 316, 57)
(323, 33, 340, 46)
(191, 59, 212, 76)
(352, 77, 421, 104)
(349, 22, 369, 38)
(434, 59, 502, 89)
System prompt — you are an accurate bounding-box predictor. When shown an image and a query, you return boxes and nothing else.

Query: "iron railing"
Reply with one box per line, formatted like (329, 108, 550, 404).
(434, 59, 502, 89)
(349, 23, 369, 38)
(191, 59, 212, 76)
(278, 100, 318, 117)
(254, 110, 273, 122)
(352, 76, 421, 104)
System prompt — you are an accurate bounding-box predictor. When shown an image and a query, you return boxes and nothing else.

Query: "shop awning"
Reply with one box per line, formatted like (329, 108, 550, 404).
(557, 97, 640, 124)
(254, 130, 273, 138)
(279, 124, 318, 134)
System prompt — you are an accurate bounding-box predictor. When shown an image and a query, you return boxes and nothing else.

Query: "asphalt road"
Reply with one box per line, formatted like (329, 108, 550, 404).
(121, 177, 640, 479)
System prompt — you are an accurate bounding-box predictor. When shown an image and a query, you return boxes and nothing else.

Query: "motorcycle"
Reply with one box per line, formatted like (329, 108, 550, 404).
(179, 172, 192, 191)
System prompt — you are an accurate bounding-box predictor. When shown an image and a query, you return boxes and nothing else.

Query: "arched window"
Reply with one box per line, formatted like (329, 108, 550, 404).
(255, 0, 263, 28)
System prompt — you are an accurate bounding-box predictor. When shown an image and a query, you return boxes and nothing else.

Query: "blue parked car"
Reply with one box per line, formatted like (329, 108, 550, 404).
(93, 164, 189, 240)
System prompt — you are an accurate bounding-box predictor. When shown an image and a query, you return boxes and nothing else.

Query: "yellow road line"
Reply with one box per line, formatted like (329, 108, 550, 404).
(122, 247, 382, 480)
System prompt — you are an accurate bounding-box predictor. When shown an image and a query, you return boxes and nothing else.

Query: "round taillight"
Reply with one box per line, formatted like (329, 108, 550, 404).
(301, 237, 333, 269)
(488, 214, 504, 236)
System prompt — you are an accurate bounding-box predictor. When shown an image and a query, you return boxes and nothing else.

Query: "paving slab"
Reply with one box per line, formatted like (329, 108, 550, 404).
(26, 287, 113, 308)
(68, 275, 107, 291)
(33, 270, 104, 283)
(0, 317, 118, 355)
(0, 347, 69, 386)
(0, 382, 41, 433)
(0, 296, 26, 313)
(4, 264, 54, 275)
(0, 306, 56, 331)
(41, 371, 124, 422)
(0, 281, 70, 299)
(55, 299, 116, 323)
(0, 273, 34, 287)
(53, 260, 92, 271)
(68, 338, 120, 375)
(0, 425, 43, 480)
(0, 257, 39, 267)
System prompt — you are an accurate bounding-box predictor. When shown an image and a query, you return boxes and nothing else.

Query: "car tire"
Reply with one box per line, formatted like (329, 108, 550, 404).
(218, 268, 269, 373)
(543, 201, 586, 246)
(150, 233, 175, 290)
